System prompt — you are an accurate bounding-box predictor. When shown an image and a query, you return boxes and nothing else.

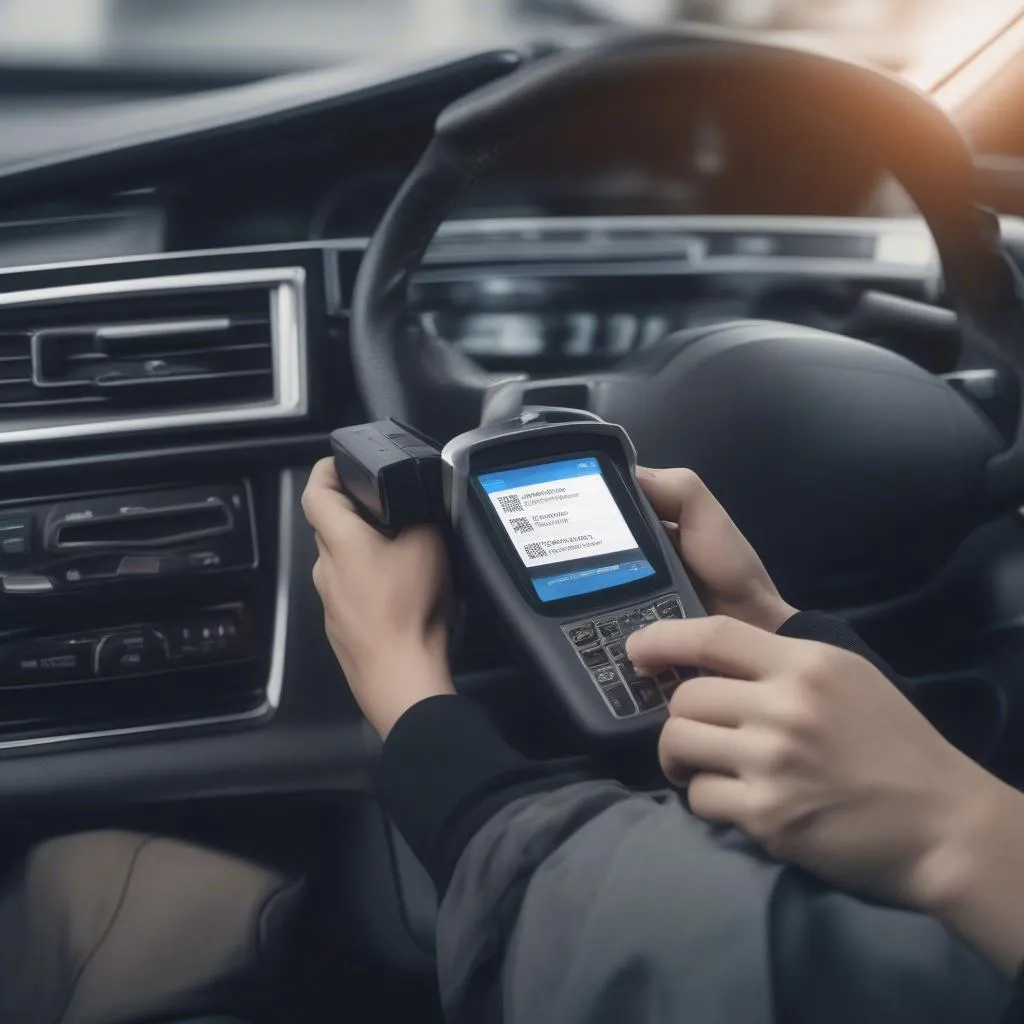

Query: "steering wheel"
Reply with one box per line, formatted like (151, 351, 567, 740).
(350, 31, 1024, 608)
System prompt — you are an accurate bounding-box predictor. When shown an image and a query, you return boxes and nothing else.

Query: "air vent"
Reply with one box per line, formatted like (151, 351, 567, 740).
(0, 268, 306, 443)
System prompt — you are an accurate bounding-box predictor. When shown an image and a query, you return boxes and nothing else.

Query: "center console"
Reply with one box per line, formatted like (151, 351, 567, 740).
(0, 478, 278, 745)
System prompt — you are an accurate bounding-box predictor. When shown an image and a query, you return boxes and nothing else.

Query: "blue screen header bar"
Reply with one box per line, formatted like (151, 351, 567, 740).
(478, 457, 601, 493)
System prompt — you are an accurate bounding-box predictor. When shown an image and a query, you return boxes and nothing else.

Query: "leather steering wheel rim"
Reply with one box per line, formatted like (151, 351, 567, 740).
(350, 29, 1023, 446)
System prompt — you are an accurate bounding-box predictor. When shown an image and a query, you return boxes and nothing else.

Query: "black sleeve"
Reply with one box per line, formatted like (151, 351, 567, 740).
(376, 694, 595, 892)
(776, 610, 914, 700)
(1001, 967, 1024, 1022)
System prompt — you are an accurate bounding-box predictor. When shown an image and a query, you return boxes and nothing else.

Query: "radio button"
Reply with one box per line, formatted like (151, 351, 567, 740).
(62, 557, 123, 585)
(199, 614, 242, 656)
(168, 623, 201, 658)
(96, 630, 167, 677)
(170, 612, 244, 661)
(10, 637, 94, 684)
(117, 555, 163, 577)
(1, 574, 53, 594)
(188, 551, 222, 570)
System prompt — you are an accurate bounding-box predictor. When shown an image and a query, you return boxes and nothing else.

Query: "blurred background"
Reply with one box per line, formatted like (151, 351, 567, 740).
(0, 0, 1019, 92)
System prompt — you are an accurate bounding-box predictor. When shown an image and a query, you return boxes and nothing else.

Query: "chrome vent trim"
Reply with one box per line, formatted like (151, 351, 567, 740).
(0, 267, 307, 444)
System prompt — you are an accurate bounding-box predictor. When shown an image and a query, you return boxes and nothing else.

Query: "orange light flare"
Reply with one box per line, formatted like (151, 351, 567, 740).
(902, 0, 1021, 90)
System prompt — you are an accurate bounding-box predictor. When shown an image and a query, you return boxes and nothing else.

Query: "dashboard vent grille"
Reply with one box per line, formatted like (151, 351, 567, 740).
(0, 268, 306, 443)
(0, 331, 35, 410)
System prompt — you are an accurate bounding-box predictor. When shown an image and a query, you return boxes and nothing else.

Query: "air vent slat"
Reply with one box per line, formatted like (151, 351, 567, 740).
(98, 368, 272, 388)
(0, 396, 107, 411)
(64, 340, 271, 363)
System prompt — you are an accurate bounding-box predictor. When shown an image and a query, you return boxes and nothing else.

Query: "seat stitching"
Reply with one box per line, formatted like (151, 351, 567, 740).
(49, 834, 155, 1024)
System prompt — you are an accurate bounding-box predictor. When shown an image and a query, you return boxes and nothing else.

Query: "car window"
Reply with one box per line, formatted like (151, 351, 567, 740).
(0, 0, 1018, 89)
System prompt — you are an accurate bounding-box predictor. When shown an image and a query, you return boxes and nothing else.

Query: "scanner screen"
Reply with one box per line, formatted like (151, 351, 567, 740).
(478, 456, 656, 603)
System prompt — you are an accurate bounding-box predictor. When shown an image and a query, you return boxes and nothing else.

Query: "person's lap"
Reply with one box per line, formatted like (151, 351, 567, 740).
(440, 784, 1010, 1024)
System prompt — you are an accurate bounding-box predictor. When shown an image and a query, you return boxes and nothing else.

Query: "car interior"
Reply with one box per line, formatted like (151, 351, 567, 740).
(5, 12, 1024, 1022)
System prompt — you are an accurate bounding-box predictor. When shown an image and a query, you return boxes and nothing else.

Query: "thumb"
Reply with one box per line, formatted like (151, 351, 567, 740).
(637, 467, 717, 530)
(636, 466, 753, 591)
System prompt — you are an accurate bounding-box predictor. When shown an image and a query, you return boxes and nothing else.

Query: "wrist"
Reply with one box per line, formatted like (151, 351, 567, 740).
(906, 763, 1012, 915)
(364, 641, 449, 683)
(360, 642, 455, 740)
(906, 767, 1024, 976)
(740, 591, 799, 633)
(759, 597, 800, 633)
(706, 589, 797, 633)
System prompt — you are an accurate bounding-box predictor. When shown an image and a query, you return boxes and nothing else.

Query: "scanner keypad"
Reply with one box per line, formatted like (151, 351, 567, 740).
(563, 596, 690, 718)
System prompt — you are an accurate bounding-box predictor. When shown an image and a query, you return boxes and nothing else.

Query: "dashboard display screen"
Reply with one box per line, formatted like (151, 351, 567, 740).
(477, 456, 656, 603)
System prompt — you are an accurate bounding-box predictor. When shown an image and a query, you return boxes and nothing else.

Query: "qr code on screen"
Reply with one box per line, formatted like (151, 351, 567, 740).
(523, 543, 547, 560)
(497, 494, 524, 514)
(509, 517, 533, 535)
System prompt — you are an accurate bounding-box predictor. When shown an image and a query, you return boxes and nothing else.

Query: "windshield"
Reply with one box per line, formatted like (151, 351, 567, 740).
(0, 0, 1019, 90)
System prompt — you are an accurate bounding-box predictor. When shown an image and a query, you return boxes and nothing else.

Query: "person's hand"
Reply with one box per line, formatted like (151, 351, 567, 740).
(301, 458, 455, 738)
(627, 615, 992, 908)
(636, 467, 797, 632)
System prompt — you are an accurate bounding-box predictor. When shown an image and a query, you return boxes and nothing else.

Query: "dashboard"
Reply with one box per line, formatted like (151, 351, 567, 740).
(1, 44, 1024, 825)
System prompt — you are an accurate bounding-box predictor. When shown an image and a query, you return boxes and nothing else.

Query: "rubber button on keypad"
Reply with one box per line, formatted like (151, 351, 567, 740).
(591, 666, 619, 687)
(616, 658, 641, 683)
(602, 683, 637, 718)
(597, 619, 622, 640)
(568, 623, 597, 646)
(605, 641, 625, 661)
(631, 678, 663, 711)
(656, 598, 683, 619)
(658, 668, 681, 700)
(581, 646, 610, 669)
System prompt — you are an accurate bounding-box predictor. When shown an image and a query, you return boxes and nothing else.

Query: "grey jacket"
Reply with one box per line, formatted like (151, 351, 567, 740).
(439, 782, 1007, 1023)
